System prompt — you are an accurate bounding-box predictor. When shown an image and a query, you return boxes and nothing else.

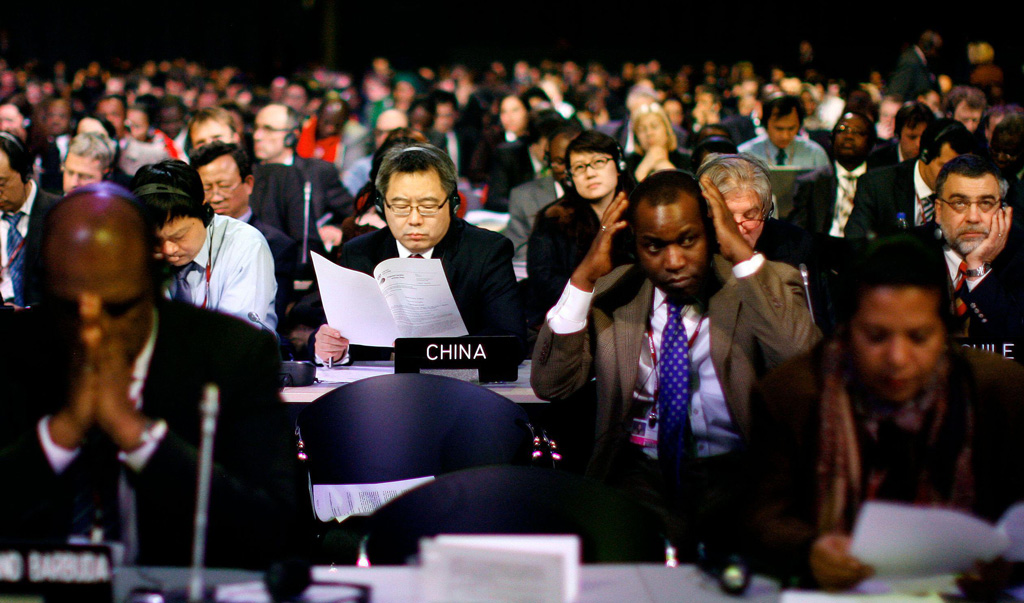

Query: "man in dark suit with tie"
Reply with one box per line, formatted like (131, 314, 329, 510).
(866, 102, 934, 170)
(845, 119, 976, 241)
(253, 104, 354, 259)
(0, 182, 298, 568)
(888, 31, 942, 102)
(312, 143, 526, 364)
(0, 131, 60, 308)
(791, 112, 875, 236)
(192, 142, 298, 325)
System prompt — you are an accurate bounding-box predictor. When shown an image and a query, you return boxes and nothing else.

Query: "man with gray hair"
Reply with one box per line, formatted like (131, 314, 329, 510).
(62, 132, 115, 193)
(311, 143, 526, 363)
(697, 153, 831, 330)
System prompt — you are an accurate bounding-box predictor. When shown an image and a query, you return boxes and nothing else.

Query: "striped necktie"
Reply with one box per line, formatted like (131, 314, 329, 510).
(921, 194, 936, 223)
(3, 211, 26, 307)
(657, 299, 692, 491)
(953, 261, 968, 317)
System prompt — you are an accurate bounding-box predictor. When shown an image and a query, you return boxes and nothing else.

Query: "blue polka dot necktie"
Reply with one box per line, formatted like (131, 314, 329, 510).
(657, 299, 691, 491)
(3, 212, 26, 307)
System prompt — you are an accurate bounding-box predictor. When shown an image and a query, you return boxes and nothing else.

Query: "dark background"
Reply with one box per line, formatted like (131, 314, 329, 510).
(4, 1, 1020, 92)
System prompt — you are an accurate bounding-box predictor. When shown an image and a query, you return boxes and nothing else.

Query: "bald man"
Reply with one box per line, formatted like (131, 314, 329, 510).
(0, 182, 297, 568)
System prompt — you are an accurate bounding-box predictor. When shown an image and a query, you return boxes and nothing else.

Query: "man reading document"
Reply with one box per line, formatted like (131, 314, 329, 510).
(311, 143, 526, 363)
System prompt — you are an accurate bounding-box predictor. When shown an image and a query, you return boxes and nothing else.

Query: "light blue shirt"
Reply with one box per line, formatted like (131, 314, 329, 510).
(738, 134, 829, 169)
(168, 214, 278, 329)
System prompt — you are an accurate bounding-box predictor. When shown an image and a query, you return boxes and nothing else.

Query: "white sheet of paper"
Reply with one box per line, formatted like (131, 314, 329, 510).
(311, 252, 400, 347)
(372, 257, 468, 338)
(311, 476, 435, 522)
(850, 502, 1009, 577)
(315, 364, 394, 384)
(997, 502, 1024, 562)
(421, 535, 579, 603)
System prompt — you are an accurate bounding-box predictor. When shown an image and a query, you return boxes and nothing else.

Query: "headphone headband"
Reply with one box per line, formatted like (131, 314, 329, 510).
(0, 130, 27, 153)
(132, 183, 191, 198)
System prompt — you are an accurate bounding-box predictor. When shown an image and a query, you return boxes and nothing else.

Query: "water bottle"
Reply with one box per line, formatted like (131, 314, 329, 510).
(896, 212, 909, 230)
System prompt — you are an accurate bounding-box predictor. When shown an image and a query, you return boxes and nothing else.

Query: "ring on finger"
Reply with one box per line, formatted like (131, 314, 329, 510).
(601, 226, 608, 232)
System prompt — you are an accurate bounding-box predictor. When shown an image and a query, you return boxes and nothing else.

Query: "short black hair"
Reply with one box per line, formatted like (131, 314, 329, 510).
(841, 235, 952, 329)
(130, 159, 208, 228)
(190, 141, 253, 180)
(894, 101, 935, 138)
(626, 169, 717, 254)
(763, 95, 805, 126)
(920, 118, 976, 163)
(0, 131, 32, 183)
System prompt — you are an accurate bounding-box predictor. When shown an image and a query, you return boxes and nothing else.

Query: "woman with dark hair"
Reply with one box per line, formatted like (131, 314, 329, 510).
(525, 130, 636, 326)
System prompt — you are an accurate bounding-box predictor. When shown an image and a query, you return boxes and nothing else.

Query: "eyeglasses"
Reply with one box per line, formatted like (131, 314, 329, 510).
(203, 181, 244, 198)
(937, 197, 1002, 214)
(255, 124, 293, 135)
(384, 197, 449, 217)
(834, 123, 869, 137)
(735, 216, 766, 230)
(569, 156, 613, 177)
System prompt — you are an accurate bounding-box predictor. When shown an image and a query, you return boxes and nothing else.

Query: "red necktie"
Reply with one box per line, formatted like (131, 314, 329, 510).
(954, 261, 968, 317)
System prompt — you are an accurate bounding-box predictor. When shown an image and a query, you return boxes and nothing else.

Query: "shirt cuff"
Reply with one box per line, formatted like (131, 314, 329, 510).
(732, 252, 765, 279)
(965, 270, 990, 291)
(315, 349, 351, 366)
(38, 416, 80, 475)
(118, 419, 168, 472)
(546, 281, 593, 334)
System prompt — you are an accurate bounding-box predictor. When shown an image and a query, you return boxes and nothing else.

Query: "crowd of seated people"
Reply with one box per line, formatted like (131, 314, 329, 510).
(2, 29, 1024, 595)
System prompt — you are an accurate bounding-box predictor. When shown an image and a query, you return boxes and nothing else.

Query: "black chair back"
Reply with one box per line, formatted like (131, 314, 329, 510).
(365, 465, 667, 564)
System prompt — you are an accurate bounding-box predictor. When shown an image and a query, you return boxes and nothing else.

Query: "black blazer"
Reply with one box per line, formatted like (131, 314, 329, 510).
(844, 159, 918, 240)
(251, 163, 328, 267)
(293, 155, 355, 221)
(248, 215, 298, 321)
(487, 141, 536, 213)
(866, 140, 900, 170)
(0, 302, 298, 569)
(23, 188, 60, 307)
(790, 165, 838, 235)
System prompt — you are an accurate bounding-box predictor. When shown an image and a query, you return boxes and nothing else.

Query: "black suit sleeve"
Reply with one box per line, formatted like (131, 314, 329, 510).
(959, 249, 1024, 338)
(789, 175, 816, 231)
(844, 172, 882, 240)
(468, 235, 527, 360)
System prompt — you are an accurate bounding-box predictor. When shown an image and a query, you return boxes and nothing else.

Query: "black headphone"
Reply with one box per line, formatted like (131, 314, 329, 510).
(919, 120, 963, 165)
(373, 146, 461, 217)
(283, 128, 299, 149)
(563, 142, 627, 190)
(133, 182, 214, 226)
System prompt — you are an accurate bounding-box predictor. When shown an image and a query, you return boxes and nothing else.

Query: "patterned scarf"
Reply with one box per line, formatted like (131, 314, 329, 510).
(815, 338, 976, 534)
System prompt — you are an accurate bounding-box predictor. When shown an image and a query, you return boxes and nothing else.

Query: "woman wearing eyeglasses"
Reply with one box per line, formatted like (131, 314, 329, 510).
(626, 103, 691, 183)
(525, 131, 636, 327)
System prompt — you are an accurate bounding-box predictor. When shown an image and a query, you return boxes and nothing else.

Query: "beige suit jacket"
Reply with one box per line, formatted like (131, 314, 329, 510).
(531, 255, 821, 481)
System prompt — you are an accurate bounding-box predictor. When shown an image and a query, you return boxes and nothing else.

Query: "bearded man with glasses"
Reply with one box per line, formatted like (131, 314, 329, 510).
(312, 143, 526, 364)
(917, 154, 1024, 337)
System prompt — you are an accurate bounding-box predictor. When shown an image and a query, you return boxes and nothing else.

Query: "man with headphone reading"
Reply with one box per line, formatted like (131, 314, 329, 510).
(313, 143, 526, 364)
(131, 159, 279, 330)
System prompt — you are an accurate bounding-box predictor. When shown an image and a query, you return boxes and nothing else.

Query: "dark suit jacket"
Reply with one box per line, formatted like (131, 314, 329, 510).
(0, 302, 298, 569)
(790, 165, 838, 235)
(247, 214, 298, 323)
(531, 257, 820, 482)
(251, 163, 328, 267)
(23, 188, 60, 308)
(844, 159, 918, 240)
(755, 218, 833, 331)
(293, 155, 355, 220)
(720, 115, 758, 146)
(305, 218, 527, 360)
(866, 140, 900, 170)
(487, 141, 536, 213)
(888, 47, 936, 102)
(748, 343, 1024, 582)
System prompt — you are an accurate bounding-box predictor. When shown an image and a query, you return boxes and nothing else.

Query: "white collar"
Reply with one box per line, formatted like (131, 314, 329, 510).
(652, 287, 704, 320)
(396, 240, 434, 259)
(835, 161, 867, 179)
(128, 309, 159, 407)
(913, 160, 934, 200)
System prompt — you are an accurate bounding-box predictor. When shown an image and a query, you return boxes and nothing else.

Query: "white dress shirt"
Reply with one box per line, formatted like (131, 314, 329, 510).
(168, 214, 278, 329)
(546, 254, 765, 457)
(829, 161, 867, 237)
(913, 160, 936, 226)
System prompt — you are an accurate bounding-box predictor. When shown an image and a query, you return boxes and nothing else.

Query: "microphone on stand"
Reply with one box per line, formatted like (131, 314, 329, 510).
(187, 384, 220, 603)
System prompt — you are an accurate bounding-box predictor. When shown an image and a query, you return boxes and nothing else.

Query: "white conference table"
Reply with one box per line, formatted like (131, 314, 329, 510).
(280, 361, 546, 405)
(115, 564, 784, 602)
